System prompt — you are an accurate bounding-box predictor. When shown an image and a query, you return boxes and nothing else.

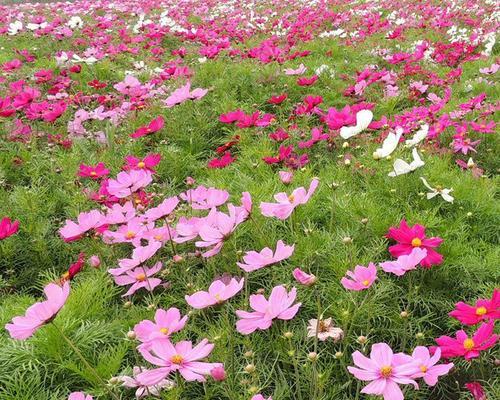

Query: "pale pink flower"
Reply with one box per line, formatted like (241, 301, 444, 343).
(307, 318, 343, 341)
(341, 263, 377, 291)
(241, 192, 253, 215)
(89, 255, 101, 268)
(107, 170, 152, 199)
(185, 277, 244, 309)
(402, 347, 454, 386)
(252, 396, 272, 400)
(103, 217, 153, 247)
(174, 215, 207, 243)
(180, 186, 229, 210)
(144, 196, 179, 222)
(6, 281, 70, 340)
(137, 339, 222, 384)
(109, 241, 162, 276)
(134, 307, 188, 343)
(236, 285, 301, 334)
(68, 392, 93, 400)
(104, 202, 136, 225)
(59, 210, 106, 242)
(164, 81, 208, 108)
(284, 63, 307, 75)
(379, 248, 428, 276)
(237, 240, 294, 272)
(279, 170, 293, 184)
(114, 262, 162, 297)
(292, 268, 317, 286)
(119, 366, 175, 398)
(260, 178, 319, 220)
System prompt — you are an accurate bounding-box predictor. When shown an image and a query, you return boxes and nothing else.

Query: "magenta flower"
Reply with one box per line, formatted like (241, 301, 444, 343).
(114, 262, 162, 297)
(119, 366, 174, 398)
(237, 240, 294, 272)
(434, 321, 498, 360)
(68, 392, 93, 400)
(379, 248, 428, 276)
(236, 285, 301, 335)
(137, 339, 222, 384)
(6, 281, 70, 340)
(185, 277, 244, 309)
(348, 342, 420, 400)
(107, 170, 152, 198)
(252, 395, 272, 400)
(109, 241, 162, 276)
(130, 116, 165, 138)
(406, 347, 453, 386)
(124, 154, 162, 173)
(449, 289, 499, 325)
(164, 81, 208, 108)
(77, 162, 109, 180)
(260, 178, 319, 220)
(0, 217, 19, 240)
(386, 219, 443, 268)
(465, 382, 487, 400)
(59, 210, 106, 242)
(470, 120, 495, 134)
(341, 263, 377, 291)
(134, 307, 188, 343)
(292, 268, 317, 286)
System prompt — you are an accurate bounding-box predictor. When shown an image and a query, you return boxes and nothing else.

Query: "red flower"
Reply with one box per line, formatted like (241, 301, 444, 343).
(386, 219, 443, 267)
(449, 289, 500, 325)
(465, 382, 486, 400)
(61, 253, 86, 282)
(0, 217, 19, 240)
(267, 94, 287, 105)
(208, 152, 236, 169)
(130, 116, 165, 138)
(297, 75, 318, 86)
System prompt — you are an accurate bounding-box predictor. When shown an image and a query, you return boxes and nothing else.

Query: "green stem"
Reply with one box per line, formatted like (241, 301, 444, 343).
(52, 321, 120, 400)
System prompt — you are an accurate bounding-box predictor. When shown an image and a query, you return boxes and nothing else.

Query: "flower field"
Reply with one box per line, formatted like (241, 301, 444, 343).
(0, 0, 499, 399)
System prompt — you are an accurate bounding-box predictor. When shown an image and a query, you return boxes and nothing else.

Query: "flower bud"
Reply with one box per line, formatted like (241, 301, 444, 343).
(308, 352, 318, 362)
(284, 331, 294, 339)
(211, 366, 226, 381)
(334, 351, 343, 359)
(342, 236, 353, 244)
(172, 254, 183, 263)
(244, 364, 256, 374)
(123, 301, 132, 309)
(89, 255, 101, 268)
(357, 335, 367, 344)
(244, 350, 254, 358)
(126, 330, 136, 340)
(400, 311, 409, 318)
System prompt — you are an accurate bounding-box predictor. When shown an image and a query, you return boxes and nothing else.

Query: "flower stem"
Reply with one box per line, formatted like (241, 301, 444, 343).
(51, 321, 120, 400)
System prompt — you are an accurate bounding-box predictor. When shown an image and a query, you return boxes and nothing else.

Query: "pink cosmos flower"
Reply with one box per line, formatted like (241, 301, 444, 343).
(307, 318, 343, 341)
(68, 392, 93, 400)
(144, 196, 179, 222)
(185, 277, 244, 309)
(114, 75, 142, 95)
(164, 81, 208, 108)
(237, 240, 294, 272)
(89, 255, 101, 268)
(174, 216, 206, 243)
(470, 120, 495, 134)
(452, 136, 480, 155)
(104, 202, 137, 225)
(114, 262, 162, 297)
(109, 241, 162, 276)
(292, 268, 317, 286)
(298, 126, 329, 149)
(434, 321, 498, 360)
(210, 365, 226, 381)
(137, 339, 222, 384)
(465, 382, 487, 400)
(0, 217, 19, 240)
(348, 342, 420, 400)
(379, 248, 428, 276)
(279, 171, 293, 184)
(6, 281, 70, 340)
(252, 395, 272, 400)
(134, 307, 188, 343)
(180, 186, 229, 210)
(207, 151, 236, 169)
(107, 170, 153, 198)
(103, 217, 153, 247)
(386, 219, 443, 268)
(124, 154, 162, 172)
(195, 205, 248, 257)
(260, 178, 319, 220)
(284, 64, 306, 75)
(449, 289, 499, 325)
(130, 116, 165, 139)
(119, 366, 175, 398)
(78, 162, 109, 179)
(341, 263, 377, 291)
(403, 347, 454, 386)
(236, 285, 301, 335)
(59, 210, 106, 242)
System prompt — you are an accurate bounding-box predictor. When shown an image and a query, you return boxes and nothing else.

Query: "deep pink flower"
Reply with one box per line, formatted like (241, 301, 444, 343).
(237, 240, 294, 272)
(210, 365, 226, 381)
(114, 262, 162, 297)
(297, 75, 318, 86)
(268, 94, 287, 105)
(134, 307, 188, 343)
(465, 382, 487, 400)
(341, 263, 377, 291)
(6, 281, 70, 340)
(449, 289, 499, 325)
(207, 151, 236, 169)
(348, 342, 420, 400)
(470, 120, 495, 134)
(260, 178, 319, 220)
(124, 154, 162, 172)
(379, 248, 428, 276)
(137, 339, 222, 383)
(236, 285, 301, 334)
(130, 116, 165, 138)
(0, 217, 19, 240)
(386, 219, 443, 268)
(185, 277, 244, 309)
(77, 162, 110, 179)
(434, 321, 498, 360)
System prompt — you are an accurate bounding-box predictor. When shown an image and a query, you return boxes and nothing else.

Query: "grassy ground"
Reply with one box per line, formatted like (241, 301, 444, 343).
(0, 0, 499, 399)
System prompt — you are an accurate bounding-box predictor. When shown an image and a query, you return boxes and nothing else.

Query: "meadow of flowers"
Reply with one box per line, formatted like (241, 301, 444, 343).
(0, 0, 499, 399)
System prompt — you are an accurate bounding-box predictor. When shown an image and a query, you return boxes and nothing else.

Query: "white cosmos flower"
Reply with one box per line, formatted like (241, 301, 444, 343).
(388, 148, 425, 177)
(405, 124, 429, 147)
(420, 177, 454, 203)
(373, 127, 403, 159)
(8, 21, 23, 35)
(340, 109, 373, 139)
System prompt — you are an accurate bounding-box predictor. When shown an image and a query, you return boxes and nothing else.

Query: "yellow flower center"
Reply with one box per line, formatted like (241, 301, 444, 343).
(137, 161, 146, 168)
(154, 234, 163, 241)
(136, 273, 146, 281)
(215, 294, 222, 302)
(362, 280, 370, 286)
(420, 365, 428, 373)
(411, 237, 422, 247)
(125, 231, 136, 239)
(380, 366, 392, 378)
(288, 194, 295, 202)
(90, 171, 97, 176)
(463, 338, 475, 351)
(480, 124, 485, 129)
(170, 355, 184, 364)
(475, 306, 487, 316)
(159, 327, 169, 335)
